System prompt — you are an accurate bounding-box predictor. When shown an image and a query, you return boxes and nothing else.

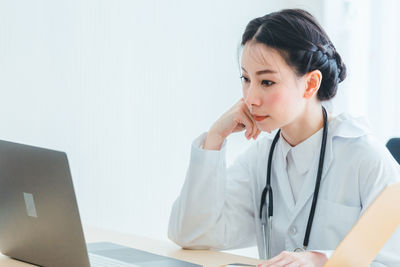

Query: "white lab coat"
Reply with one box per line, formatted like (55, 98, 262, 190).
(168, 113, 400, 266)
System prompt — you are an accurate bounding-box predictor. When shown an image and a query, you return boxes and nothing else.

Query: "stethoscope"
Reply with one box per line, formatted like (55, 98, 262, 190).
(259, 106, 328, 259)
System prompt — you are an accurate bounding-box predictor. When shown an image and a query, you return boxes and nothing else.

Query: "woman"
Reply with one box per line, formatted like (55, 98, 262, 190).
(168, 9, 400, 267)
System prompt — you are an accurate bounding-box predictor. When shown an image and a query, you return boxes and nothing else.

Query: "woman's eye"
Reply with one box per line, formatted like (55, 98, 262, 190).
(262, 80, 274, 86)
(240, 76, 249, 83)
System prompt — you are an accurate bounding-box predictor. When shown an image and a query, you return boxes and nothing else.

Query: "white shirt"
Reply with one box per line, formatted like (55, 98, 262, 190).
(281, 128, 324, 204)
(168, 113, 400, 266)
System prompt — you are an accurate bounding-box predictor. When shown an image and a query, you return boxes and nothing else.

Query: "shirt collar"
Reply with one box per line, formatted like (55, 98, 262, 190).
(277, 112, 371, 174)
(280, 127, 323, 174)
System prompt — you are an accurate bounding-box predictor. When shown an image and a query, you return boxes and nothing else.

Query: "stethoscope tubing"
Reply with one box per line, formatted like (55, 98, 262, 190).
(259, 106, 328, 259)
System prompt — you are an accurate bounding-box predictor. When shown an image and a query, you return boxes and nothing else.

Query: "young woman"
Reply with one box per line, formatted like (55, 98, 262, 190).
(168, 9, 400, 267)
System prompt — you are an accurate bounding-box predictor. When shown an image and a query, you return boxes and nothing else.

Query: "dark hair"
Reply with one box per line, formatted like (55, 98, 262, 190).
(241, 9, 347, 101)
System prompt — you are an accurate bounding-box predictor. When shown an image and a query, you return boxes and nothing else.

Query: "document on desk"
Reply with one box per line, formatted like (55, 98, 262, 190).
(324, 182, 400, 267)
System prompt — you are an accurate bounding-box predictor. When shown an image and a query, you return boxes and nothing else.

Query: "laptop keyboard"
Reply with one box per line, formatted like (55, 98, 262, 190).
(89, 253, 141, 267)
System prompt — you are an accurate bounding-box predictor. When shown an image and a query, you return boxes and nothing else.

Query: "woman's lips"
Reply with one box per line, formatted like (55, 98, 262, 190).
(252, 114, 269, 122)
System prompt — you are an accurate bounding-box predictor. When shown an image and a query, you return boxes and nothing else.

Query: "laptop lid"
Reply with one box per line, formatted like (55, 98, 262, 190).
(0, 139, 91, 267)
(324, 182, 400, 267)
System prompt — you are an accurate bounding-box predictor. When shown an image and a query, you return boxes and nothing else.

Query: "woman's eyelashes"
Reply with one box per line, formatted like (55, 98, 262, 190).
(261, 80, 275, 86)
(240, 75, 250, 83)
(240, 76, 275, 87)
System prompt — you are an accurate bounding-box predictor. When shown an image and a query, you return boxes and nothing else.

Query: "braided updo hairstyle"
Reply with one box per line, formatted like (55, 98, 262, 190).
(241, 9, 347, 101)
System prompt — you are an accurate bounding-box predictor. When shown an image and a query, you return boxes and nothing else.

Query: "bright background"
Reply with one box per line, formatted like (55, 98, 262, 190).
(0, 0, 399, 258)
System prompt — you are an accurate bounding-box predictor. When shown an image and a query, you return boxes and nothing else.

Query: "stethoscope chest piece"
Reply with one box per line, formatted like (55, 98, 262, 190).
(293, 247, 306, 252)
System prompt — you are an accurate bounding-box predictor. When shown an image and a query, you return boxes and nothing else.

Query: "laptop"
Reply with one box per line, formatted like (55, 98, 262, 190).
(0, 139, 201, 267)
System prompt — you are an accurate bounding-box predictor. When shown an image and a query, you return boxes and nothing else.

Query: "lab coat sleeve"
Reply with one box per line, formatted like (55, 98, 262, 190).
(357, 140, 400, 267)
(168, 132, 258, 250)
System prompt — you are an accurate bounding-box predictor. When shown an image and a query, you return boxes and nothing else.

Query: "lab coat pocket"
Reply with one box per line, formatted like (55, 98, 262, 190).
(312, 198, 361, 249)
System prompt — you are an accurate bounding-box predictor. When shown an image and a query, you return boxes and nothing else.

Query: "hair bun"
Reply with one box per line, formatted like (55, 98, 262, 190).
(333, 50, 347, 83)
(312, 43, 347, 83)
(316, 43, 334, 58)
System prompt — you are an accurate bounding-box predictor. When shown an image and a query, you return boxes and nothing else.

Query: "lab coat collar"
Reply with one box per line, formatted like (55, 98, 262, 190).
(329, 113, 372, 139)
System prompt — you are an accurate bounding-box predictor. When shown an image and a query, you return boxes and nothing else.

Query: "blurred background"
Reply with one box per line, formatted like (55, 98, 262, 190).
(0, 0, 399, 258)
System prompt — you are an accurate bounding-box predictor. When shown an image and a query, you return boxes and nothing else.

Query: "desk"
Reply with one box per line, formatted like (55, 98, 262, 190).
(0, 226, 264, 267)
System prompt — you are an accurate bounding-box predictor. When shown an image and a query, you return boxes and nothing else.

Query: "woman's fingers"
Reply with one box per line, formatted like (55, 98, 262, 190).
(258, 251, 321, 267)
(265, 257, 294, 266)
(263, 251, 294, 266)
(234, 111, 254, 139)
(253, 128, 262, 140)
(221, 97, 261, 140)
(241, 102, 259, 138)
(285, 262, 302, 267)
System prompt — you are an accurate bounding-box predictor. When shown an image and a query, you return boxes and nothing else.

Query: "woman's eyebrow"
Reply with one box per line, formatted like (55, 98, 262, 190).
(241, 67, 277, 75)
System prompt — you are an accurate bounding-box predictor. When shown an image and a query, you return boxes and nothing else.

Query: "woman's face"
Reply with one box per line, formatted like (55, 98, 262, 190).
(241, 41, 308, 133)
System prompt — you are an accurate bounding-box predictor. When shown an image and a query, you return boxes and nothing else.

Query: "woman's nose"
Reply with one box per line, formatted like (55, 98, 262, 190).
(244, 86, 262, 108)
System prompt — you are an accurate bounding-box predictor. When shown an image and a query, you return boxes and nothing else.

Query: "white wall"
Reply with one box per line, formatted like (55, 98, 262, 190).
(323, 0, 400, 142)
(0, 0, 323, 258)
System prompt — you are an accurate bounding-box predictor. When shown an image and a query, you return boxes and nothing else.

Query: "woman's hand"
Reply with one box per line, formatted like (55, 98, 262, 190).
(257, 251, 328, 267)
(203, 98, 261, 150)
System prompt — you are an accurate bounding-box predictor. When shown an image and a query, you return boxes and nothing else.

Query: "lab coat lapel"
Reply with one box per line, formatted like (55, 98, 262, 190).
(285, 113, 369, 223)
(274, 139, 296, 210)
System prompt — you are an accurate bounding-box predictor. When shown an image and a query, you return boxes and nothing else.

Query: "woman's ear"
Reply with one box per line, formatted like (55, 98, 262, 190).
(304, 70, 322, 99)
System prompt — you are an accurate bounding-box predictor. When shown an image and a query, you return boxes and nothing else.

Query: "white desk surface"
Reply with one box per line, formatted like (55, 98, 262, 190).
(0, 225, 264, 267)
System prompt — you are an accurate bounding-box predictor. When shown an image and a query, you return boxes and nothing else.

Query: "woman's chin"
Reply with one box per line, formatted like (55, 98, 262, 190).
(257, 123, 278, 134)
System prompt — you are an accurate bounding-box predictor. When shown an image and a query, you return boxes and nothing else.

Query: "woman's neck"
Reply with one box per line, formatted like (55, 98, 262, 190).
(280, 104, 330, 147)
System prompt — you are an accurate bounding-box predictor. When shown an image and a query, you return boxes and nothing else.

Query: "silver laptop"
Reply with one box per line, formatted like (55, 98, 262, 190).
(0, 139, 200, 267)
